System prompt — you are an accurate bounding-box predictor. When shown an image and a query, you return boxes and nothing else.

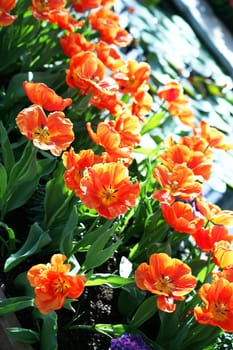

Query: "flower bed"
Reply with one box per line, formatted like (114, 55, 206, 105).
(0, 0, 233, 349)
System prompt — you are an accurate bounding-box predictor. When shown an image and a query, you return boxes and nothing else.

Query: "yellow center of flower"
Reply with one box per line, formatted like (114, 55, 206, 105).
(155, 275, 174, 295)
(99, 184, 118, 205)
(210, 302, 229, 321)
(36, 0, 50, 11)
(32, 126, 50, 143)
(53, 276, 70, 295)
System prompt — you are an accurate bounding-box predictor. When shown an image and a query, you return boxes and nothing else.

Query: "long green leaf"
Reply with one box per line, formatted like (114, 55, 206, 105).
(4, 222, 51, 272)
(0, 121, 15, 172)
(82, 222, 120, 271)
(85, 274, 134, 288)
(6, 328, 40, 344)
(130, 295, 157, 328)
(0, 296, 34, 316)
(59, 206, 78, 257)
(40, 312, 58, 350)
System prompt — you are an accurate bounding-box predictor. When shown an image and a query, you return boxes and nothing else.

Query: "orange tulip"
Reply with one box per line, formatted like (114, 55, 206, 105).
(160, 201, 204, 234)
(88, 7, 132, 47)
(0, 0, 16, 11)
(157, 81, 183, 102)
(66, 51, 106, 93)
(157, 81, 194, 126)
(194, 278, 233, 332)
(132, 88, 153, 121)
(193, 120, 233, 151)
(135, 253, 197, 313)
(86, 119, 138, 161)
(62, 148, 102, 196)
(212, 266, 233, 283)
(47, 8, 84, 32)
(114, 113, 141, 147)
(29, 0, 65, 20)
(79, 162, 140, 219)
(152, 164, 202, 204)
(16, 104, 74, 156)
(69, 0, 101, 12)
(101, 0, 115, 6)
(111, 60, 150, 95)
(23, 81, 72, 111)
(60, 32, 95, 57)
(95, 41, 125, 71)
(212, 240, 233, 269)
(196, 196, 233, 227)
(158, 143, 213, 182)
(192, 225, 232, 253)
(90, 88, 124, 115)
(0, 0, 17, 26)
(27, 254, 86, 314)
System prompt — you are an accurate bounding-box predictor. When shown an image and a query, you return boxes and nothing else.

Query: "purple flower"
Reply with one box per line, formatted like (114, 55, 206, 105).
(110, 333, 152, 350)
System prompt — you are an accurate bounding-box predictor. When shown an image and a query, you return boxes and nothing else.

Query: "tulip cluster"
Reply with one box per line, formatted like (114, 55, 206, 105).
(1, 1, 233, 349)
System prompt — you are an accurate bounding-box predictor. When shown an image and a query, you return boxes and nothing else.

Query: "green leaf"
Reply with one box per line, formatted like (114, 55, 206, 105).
(0, 296, 34, 316)
(157, 302, 185, 344)
(82, 222, 121, 271)
(0, 163, 7, 203)
(95, 323, 130, 338)
(0, 121, 15, 173)
(118, 284, 146, 318)
(4, 222, 51, 272)
(85, 274, 134, 288)
(0, 221, 15, 252)
(37, 158, 57, 178)
(130, 295, 157, 328)
(5, 142, 39, 213)
(73, 220, 113, 252)
(59, 206, 78, 257)
(6, 328, 40, 344)
(141, 111, 166, 135)
(40, 312, 58, 350)
(43, 162, 76, 229)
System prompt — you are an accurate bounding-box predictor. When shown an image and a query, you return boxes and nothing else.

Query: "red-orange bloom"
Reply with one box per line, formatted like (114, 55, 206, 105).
(79, 162, 140, 219)
(193, 120, 233, 151)
(213, 240, 233, 269)
(157, 81, 183, 102)
(152, 164, 202, 204)
(27, 254, 86, 314)
(88, 7, 132, 47)
(95, 41, 125, 71)
(29, 0, 65, 20)
(90, 88, 124, 115)
(135, 253, 197, 313)
(157, 81, 194, 126)
(47, 8, 84, 32)
(194, 278, 233, 332)
(196, 196, 233, 227)
(160, 144, 212, 182)
(192, 225, 233, 253)
(69, 0, 101, 12)
(16, 105, 74, 156)
(111, 60, 150, 95)
(0, 0, 17, 26)
(62, 148, 102, 196)
(60, 32, 95, 57)
(160, 201, 204, 234)
(66, 51, 106, 93)
(132, 88, 153, 121)
(212, 266, 233, 283)
(23, 81, 72, 111)
(86, 115, 140, 161)
(158, 143, 212, 182)
(167, 97, 195, 126)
